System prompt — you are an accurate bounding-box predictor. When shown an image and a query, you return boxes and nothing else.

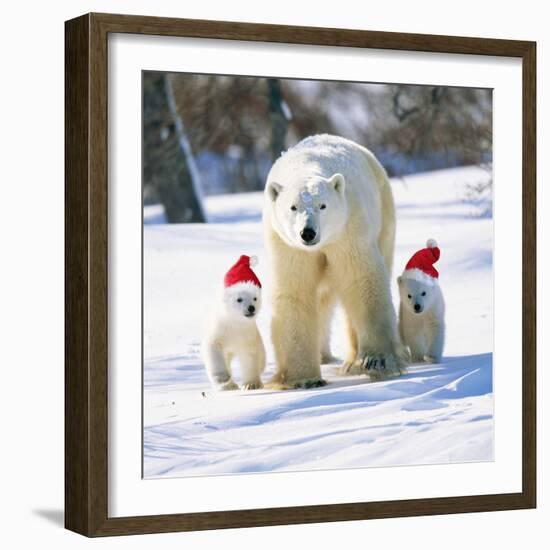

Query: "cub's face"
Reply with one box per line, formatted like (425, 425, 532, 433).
(266, 173, 348, 251)
(223, 283, 262, 321)
(397, 276, 436, 315)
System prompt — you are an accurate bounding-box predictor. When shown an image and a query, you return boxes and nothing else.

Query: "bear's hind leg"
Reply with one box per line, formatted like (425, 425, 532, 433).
(319, 288, 338, 364)
(339, 313, 362, 375)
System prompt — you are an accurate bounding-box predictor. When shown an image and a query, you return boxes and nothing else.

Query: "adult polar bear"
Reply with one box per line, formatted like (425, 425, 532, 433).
(263, 134, 406, 388)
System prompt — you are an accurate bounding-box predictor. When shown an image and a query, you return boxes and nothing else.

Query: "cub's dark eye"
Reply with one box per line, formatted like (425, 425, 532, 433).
(407, 294, 411, 299)
(253, 298, 257, 301)
(290, 205, 297, 211)
(320, 204, 326, 210)
(237, 298, 243, 303)
(421, 291, 426, 296)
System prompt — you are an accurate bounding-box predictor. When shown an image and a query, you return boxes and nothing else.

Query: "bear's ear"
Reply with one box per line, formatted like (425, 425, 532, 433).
(267, 181, 283, 202)
(329, 173, 345, 195)
(397, 275, 402, 286)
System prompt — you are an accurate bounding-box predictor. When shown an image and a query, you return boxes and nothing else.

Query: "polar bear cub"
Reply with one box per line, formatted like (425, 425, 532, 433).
(397, 239, 445, 363)
(202, 255, 266, 391)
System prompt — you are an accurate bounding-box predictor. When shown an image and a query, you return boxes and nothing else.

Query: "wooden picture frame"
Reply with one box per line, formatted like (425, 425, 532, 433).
(65, 12, 536, 537)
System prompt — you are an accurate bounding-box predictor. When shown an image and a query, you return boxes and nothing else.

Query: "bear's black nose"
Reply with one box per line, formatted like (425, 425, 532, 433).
(300, 227, 317, 243)
(414, 303, 421, 312)
(248, 305, 255, 313)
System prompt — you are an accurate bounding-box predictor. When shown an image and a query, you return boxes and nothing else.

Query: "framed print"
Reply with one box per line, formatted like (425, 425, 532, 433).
(65, 13, 536, 537)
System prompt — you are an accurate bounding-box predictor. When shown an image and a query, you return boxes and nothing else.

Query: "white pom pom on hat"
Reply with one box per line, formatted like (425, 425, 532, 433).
(426, 238, 438, 249)
(249, 255, 258, 267)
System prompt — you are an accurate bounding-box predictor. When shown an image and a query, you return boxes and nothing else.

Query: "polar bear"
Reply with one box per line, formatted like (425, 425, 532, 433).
(397, 239, 445, 363)
(202, 255, 266, 391)
(263, 134, 407, 388)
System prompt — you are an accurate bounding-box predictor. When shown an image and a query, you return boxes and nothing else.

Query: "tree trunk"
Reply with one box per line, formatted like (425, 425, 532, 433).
(143, 72, 206, 223)
(268, 78, 290, 162)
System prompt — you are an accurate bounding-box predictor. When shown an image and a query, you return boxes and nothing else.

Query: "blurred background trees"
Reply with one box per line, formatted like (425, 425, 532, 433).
(143, 72, 492, 222)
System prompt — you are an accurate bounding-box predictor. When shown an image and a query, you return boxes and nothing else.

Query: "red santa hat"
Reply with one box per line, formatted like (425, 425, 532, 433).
(224, 255, 261, 289)
(402, 239, 440, 285)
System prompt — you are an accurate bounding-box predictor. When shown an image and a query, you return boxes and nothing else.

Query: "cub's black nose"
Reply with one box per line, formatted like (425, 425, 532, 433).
(300, 227, 317, 243)
(248, 305, 255, 313)
(414, 303, 421, 312)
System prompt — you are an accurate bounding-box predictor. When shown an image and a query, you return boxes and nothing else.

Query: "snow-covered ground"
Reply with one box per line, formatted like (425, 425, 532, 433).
(143, 166, 493, 479)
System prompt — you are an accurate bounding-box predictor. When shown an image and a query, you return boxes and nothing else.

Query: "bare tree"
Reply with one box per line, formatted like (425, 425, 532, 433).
(143, 72, 206, 223)
(170, 75, 269, 193)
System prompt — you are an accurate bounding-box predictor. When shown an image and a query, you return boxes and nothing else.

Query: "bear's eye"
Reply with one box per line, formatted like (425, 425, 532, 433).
(253, 297, 257, 301)
(237, 298, 243, 303)
(320, 204, 326, 210)
(290, 205, 297, 211)
(407, 294, 411, 299)
(421, 291, 426, 296)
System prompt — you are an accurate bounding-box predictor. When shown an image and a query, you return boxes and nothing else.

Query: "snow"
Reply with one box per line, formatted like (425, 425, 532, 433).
(143, 165, 493, 479)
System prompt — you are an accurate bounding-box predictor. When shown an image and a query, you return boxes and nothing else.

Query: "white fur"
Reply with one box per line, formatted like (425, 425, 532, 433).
(202, 283, 266, 391)
(263, 134, 407, 388)
(397, 275, 446, 363)
(402, 268, 438, 286)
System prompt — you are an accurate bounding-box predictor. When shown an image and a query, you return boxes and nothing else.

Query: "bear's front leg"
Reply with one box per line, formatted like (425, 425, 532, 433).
(408, 333, 428, 363)
(271, 293, 326, 388)
(338, 254, 407, 381)
(425, 319, 444, 364)
(203, 344, 239, 391)
(239, 344, 266, 390)
(267, 233, 326, 389)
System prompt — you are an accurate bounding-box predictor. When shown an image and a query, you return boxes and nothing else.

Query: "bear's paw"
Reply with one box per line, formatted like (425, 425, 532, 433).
(242, 380, 264, 390)
(219, 379, 240, 391)
(339, 360, 367, 376)
(293, 378, 327, 389)
(362, 354, 407, 381)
